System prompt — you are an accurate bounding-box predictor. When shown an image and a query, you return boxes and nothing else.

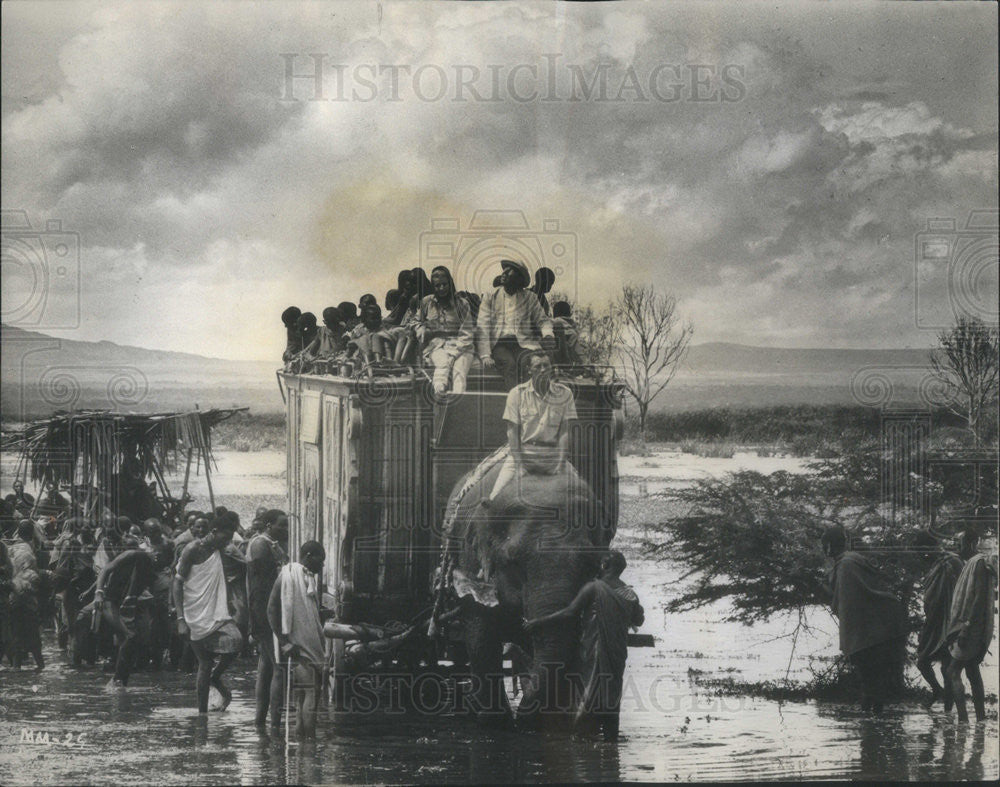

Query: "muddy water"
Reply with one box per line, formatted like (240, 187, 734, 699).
(2, 527, 996, 783)
(2, 449, 997, 782)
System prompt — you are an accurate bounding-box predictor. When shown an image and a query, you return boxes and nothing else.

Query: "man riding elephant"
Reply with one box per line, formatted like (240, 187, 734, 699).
(482, 352, 576, 512)
(433, 378, 614, 729)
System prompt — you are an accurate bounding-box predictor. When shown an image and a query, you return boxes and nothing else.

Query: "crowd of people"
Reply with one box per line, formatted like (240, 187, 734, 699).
(823, 524, 996, 723)
(1, 471, 646, 740)
(281, 259, 583, 392)
(3, 475, 995, 742)
(0, 491, 306, 723)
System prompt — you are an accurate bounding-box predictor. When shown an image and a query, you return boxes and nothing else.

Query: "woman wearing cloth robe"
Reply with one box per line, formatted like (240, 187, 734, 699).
(822, 525, 907, 714)
(525, 550, 644, 741)
(913, 530, 964, 708)
(267, 540, 328, 738)
(416, 266, 476, 394)
(945, 529, 997, 723)
(173, 515, 243, 713)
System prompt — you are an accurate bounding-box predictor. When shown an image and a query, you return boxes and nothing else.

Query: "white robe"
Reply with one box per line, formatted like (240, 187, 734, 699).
(182, 550, 232, 641)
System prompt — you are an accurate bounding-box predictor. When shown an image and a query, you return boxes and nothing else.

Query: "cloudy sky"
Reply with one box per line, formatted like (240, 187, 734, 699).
(2, 0, 997, 361)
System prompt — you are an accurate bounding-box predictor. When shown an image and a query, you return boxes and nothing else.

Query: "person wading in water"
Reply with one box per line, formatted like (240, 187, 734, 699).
(525, 550, 644, 741)
(173, 515, 243, 714)
(945, 529, 997, 723)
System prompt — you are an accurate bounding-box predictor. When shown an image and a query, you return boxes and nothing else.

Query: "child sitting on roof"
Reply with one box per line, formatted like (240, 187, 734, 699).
(346, 304, 388, 375)
(392, 269, 433, 365)
(287, 312, 318, 373)
(338, 302, 360, 332)
(281, 307, 303, 364)
(301, 307, 349, 371)
(551, 301, 582, 366)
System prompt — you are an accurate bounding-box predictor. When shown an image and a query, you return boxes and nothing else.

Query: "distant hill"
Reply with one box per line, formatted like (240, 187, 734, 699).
(665, 341, 935, 411)
(1, 324, 936, 419)
(679, 342, 932, 376)
(2, 324, 279, 420)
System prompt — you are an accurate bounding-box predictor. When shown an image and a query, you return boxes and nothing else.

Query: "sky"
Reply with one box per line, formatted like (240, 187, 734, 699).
(2, 0, 997, 361)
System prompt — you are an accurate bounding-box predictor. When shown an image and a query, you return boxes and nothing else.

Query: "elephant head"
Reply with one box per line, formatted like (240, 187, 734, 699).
(442, 456, 603, 726)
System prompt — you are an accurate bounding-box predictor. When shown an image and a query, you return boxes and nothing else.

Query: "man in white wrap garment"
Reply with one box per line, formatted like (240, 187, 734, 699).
(173, 515, 243, 714)
(267, 540, 328, 738)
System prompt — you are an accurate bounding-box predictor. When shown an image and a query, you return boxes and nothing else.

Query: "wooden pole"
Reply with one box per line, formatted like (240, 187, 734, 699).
(203, 445, 216, 513)
(181, 448, 194, 503)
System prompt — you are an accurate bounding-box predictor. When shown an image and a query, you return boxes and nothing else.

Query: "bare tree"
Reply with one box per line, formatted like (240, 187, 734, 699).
(547, 292, 619, 379)
(574, 302, 618, 373)
(930, 317, 1000, 446)
(614, 284, 693, 445)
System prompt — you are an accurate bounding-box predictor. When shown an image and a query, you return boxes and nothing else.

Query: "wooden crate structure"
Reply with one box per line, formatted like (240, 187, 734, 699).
(280, 372, 622, 625)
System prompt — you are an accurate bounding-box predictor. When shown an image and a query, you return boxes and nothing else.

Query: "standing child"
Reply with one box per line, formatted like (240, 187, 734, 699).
(525, 550, 644, 741)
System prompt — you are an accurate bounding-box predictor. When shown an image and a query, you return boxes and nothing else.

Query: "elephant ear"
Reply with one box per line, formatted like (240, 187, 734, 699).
(451, 567, 499, 607)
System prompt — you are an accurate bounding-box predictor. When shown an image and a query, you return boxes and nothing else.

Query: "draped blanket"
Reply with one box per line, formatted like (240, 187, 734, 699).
(916, 551, 964, 662)
(278, 562, 326, 667)
(576, 580, 641, 721)
(8, 542, 37, 576)
(182, 550, 231, 642)
(947, 553, 997, 663)
(828, 551, 905, 656)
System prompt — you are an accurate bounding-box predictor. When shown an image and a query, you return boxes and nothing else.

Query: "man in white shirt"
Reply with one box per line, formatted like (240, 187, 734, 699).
(477, 259, 556, 389)
(484, 352, 577, 507)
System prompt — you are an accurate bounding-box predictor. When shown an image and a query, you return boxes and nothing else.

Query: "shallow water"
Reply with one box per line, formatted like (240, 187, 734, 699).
(2, 541, 996, 784)
(2, 449, 997, 782)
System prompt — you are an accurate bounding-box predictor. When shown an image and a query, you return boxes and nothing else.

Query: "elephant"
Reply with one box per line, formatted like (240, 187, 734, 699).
(440, 452, 612, 729)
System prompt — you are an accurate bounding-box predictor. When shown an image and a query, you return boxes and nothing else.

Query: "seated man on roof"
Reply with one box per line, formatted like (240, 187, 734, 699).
(337, 301, 360, 332)
(477, 259, 556, 389)
(416, 265, 476, 394)
(530, 266, 556, 316)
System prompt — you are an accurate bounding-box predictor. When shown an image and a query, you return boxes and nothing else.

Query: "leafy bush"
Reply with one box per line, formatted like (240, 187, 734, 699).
(640, 436, 995, 627)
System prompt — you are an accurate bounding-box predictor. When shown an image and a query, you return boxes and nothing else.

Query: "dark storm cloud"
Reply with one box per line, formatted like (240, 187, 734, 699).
(1, 1, 996, 358)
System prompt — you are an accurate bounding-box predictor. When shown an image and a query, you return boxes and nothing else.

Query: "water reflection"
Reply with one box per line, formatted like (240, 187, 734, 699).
(1, 565, 996, 786)
(857, 717, 911, 780)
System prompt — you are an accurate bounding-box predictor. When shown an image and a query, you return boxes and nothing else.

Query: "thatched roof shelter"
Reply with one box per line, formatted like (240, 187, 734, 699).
(3, 407, 246, 519)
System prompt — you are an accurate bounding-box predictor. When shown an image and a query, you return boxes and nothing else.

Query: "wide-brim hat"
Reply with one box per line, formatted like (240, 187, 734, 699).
(500, 259, 530, 287)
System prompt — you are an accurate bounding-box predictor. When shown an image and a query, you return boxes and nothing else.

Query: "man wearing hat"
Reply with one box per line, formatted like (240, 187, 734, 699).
(476, 259, 556, 389)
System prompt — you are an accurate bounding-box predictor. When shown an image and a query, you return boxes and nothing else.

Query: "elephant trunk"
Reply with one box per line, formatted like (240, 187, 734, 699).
(517, 561, 589, 725)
